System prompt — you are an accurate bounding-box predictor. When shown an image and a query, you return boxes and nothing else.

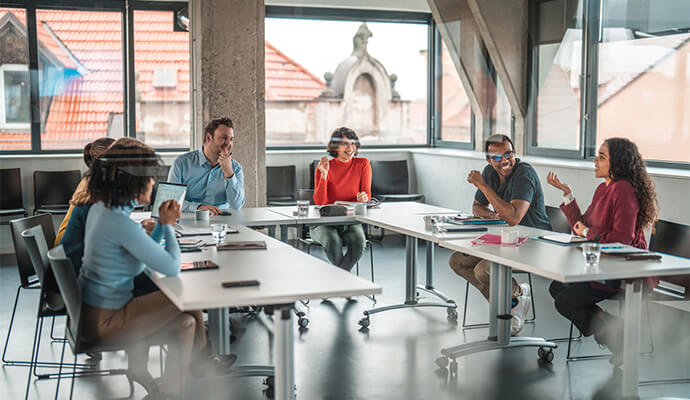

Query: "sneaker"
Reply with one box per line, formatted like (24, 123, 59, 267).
(510, 296, 528, 336)
(519, 283, 532, 322)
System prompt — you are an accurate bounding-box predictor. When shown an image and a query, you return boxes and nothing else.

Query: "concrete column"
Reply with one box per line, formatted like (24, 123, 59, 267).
(192, 0, 266, 207)
(467, 0, 528, 154)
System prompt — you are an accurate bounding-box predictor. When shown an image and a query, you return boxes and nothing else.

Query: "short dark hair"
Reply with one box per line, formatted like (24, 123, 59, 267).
(83, 137, 115, 167)
(203, 117, 234, 143)
(87, 138, 161, 208)
(484, 134, 514, 154)
(327, 127, 360, 157)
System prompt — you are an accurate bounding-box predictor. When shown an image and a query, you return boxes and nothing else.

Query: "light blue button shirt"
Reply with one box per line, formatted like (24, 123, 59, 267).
(168, 149, 245, 212)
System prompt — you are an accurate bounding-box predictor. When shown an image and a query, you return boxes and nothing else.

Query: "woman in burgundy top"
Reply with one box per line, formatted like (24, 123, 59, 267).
(546, 138, 658, 365)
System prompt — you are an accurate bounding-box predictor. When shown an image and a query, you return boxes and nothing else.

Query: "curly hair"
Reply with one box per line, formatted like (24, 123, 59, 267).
(605, 138, 658, 231)
(326, 127, 360, 157)
(87, 138, 161, 208)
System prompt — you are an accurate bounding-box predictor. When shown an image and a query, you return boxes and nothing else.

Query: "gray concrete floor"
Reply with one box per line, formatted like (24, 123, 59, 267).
(2, 234, 689, 399)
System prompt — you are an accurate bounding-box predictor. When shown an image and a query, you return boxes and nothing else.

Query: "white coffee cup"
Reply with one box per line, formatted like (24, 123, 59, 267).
(500, 229, 519, 245)
(195, 209, 210, 222)
(354, 203, 367, 216)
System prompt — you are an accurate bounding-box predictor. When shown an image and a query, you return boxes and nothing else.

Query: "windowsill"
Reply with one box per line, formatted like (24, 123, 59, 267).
(409, 148, 690, 180)
(0, 151, 187, 159)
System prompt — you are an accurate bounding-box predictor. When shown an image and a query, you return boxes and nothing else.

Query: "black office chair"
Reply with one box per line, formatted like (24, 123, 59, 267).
(0, 168, 26, 223)
(33, 170, 81, 215)
(370, 160, 424, 203)
(309, 160, 320, 190)
(47, 246, 129, 400)
(3, 214, 62, 368)
(267, 166, 297, 206)
(545, 205, 570, 234)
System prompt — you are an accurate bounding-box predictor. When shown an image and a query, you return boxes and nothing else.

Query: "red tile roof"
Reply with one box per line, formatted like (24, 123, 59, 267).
(0, 9, 325, 150)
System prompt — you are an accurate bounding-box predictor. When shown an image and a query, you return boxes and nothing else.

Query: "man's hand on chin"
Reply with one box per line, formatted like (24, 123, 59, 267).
(218, 151, 234, 179)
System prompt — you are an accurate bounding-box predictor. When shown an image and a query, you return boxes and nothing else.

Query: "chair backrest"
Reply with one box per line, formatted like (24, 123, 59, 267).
(650, 219, 690, 259)
(10, 214, 55, 288)
(267, 165, 296, 201)
(33, 170, 81, 210)
(0, 168, 24, 211)
(309, 159, 320, 189)
(298, 189, 315, 204)
(23, 225, 64, 311)
(47, 246, 81, 350)
(545, 205, 570, 234)
(370, 160, 410, 196)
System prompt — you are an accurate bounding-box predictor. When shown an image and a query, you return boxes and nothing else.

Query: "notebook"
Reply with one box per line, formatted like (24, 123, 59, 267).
(539, 233, 590, 245)
(471, 233, 528, 247)
(217, 241, 267, 251)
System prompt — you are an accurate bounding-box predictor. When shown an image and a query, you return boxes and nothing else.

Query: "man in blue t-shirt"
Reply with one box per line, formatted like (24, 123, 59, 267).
(449, 134, 551, 335)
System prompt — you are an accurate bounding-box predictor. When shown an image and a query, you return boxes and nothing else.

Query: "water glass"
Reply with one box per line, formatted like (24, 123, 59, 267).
(296, 200, 310, 217)
(582, 243, 601, 267)
(500, 229, 519, 245)
(211, 223, 226, 242)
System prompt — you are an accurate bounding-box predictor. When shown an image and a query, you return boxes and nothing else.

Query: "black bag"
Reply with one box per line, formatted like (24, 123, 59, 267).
(318, 205, 347, 217)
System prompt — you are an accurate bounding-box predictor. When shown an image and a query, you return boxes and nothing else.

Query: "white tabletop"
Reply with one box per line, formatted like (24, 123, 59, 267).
(437, 225, 690, 283)
(149, 225, 381, 311)
(180, 207, 295, 227)
(267, 205, 355, 225)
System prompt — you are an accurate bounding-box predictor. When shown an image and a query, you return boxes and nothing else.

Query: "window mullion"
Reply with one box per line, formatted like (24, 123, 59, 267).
(580, 0, 601, 159)
(26, 4, 41, 152)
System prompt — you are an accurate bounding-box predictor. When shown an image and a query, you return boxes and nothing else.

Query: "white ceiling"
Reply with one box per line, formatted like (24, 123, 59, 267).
(265, 0, 430, 13)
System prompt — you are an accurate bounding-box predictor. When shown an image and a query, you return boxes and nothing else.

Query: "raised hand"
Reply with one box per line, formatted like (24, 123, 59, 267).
(158, 200, 181, 225)
(317, 156, 330, 178)
(218, 152, 234, 179)
(356, 191, 369, 203)
(546, 171, 572, 196)
(573, 221, 588, 237)
(467, 170, 486, 189)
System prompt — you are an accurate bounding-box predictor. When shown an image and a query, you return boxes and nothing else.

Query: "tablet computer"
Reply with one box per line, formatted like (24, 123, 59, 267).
(151, 182, 187, 218)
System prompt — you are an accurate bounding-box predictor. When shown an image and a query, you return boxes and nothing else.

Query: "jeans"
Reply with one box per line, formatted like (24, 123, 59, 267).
(448, 252, 522, 301)
(309, 224, 366, 271)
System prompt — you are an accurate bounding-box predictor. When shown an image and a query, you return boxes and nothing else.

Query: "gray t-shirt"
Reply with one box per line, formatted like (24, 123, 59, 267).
(474, 159, 551, 230)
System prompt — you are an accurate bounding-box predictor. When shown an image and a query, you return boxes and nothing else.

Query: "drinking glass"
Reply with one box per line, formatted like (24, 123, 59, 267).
(211, 223, 226, 242)
(582, 243, 601, 267)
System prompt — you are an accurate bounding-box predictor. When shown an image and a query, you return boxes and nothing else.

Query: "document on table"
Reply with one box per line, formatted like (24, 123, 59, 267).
(539, 233, 589, 245)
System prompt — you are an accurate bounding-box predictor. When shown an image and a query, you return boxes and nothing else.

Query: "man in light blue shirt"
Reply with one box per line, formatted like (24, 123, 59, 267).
(168, 117, 245, 214)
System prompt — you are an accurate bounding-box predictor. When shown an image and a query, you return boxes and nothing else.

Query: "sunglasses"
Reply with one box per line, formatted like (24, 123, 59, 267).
(486, 151, 515, 162)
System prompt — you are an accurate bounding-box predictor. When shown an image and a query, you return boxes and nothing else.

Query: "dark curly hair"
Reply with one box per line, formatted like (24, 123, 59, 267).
(87, 138, 161, 208)
(83, 137, 116, 168)
(327, 127, 360, 157)
(605, 138, 658, 231)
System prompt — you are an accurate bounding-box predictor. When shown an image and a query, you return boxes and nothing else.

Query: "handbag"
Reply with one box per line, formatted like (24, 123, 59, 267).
(318, 205, 347, 217)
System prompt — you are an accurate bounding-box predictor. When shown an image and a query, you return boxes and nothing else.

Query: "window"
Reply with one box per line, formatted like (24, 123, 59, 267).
(133, 9, 190, 149)
(437, 39, 473, 143)
(527, 0, 583, 155)
(0, 8, 30, 150)
(265, 10, 429, 147)
(596, 0, 690, 164)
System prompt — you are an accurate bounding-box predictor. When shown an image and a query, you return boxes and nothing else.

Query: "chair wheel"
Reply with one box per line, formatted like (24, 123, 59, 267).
(264, 376, 274, 386)
(264, 386, 274, 398)
(538, 347, 554, 363)
(295, 311, 305, 318)
(447, 308, 458, 322)
(449, 359, 458, 374)
(358, 316, 370, 328)
(298, 317, 309, 328)
(434, 356, 448, 368)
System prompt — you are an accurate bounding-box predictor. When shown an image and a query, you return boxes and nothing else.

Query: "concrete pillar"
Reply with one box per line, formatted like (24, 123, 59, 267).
(191, 0, 266, 207)
(467, 0, 528, 154)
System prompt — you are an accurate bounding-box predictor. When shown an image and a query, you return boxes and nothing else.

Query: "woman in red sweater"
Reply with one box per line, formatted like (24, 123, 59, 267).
(312, 127, 372, 271)
(546, 138, 658, 365)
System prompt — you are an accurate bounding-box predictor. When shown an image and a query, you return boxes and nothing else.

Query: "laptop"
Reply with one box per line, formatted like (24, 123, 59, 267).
(151, 182, 187, 218)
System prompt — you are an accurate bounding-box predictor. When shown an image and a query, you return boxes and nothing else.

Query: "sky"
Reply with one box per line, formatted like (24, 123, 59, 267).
(265, 18, 429, 101)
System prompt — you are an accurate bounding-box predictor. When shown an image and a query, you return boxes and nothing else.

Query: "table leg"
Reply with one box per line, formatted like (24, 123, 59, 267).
(208, 308, 231, 355)
(621, 280, 642, 399)
(437, 262, 556, 365)
(280, 225, 288, 242)
(275, 307, 296, 400)
(416, 241, 456, 305)
(360, 236, 456, 327)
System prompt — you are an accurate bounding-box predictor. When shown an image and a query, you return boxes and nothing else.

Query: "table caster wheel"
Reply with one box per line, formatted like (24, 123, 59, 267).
(447, 308, 458, 322)
(295, 311, 305, 318)
(434, 356, 448, 368)
(358, 316, 370, 328)
(449, 359, 458, 374)
(298, 317, 309, 328)
(538, 347, 554, 363)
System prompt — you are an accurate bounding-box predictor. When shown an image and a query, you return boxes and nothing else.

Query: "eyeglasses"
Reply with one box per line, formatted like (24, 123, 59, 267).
(486, 151, 515, 162)
(338, 141, 357, 148)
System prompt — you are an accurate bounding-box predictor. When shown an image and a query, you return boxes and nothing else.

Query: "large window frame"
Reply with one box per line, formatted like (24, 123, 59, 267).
(526, 0, 690, 169)
(0, 0, 189, 154)
(0, 63, 30, 129)
(264, 6, 434, 151)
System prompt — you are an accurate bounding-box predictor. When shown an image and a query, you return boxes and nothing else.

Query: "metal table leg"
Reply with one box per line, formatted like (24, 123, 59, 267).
(360, 236, 456, 327)
(436, 262, 557, 368)
(622, 280, 642, 399)
(416, 241, 456, 308)
(280, 224, 288, 242)
(275, 306, 296, 400)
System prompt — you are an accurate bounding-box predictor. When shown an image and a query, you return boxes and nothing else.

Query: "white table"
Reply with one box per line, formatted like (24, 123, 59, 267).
(437, 225, 690, 399)
(180, 207, 296, 241)
(149, 224, 381, 400)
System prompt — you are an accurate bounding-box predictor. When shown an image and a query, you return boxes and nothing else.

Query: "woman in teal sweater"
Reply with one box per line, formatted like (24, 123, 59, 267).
(79, 139, 203, 398)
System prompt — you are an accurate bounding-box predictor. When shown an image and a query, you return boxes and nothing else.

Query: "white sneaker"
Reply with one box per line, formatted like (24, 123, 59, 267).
(510, 296, 528, 336)
(519, 283, 532, 321)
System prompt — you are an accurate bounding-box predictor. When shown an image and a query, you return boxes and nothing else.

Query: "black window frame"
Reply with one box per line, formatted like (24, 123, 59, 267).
(264, 5, 434, 151)
(0, 0, 190, 155)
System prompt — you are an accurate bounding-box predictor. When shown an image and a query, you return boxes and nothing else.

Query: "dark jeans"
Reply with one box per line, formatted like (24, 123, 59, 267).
(549, 281, 618, 336)
(309, 224, 366, 271)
